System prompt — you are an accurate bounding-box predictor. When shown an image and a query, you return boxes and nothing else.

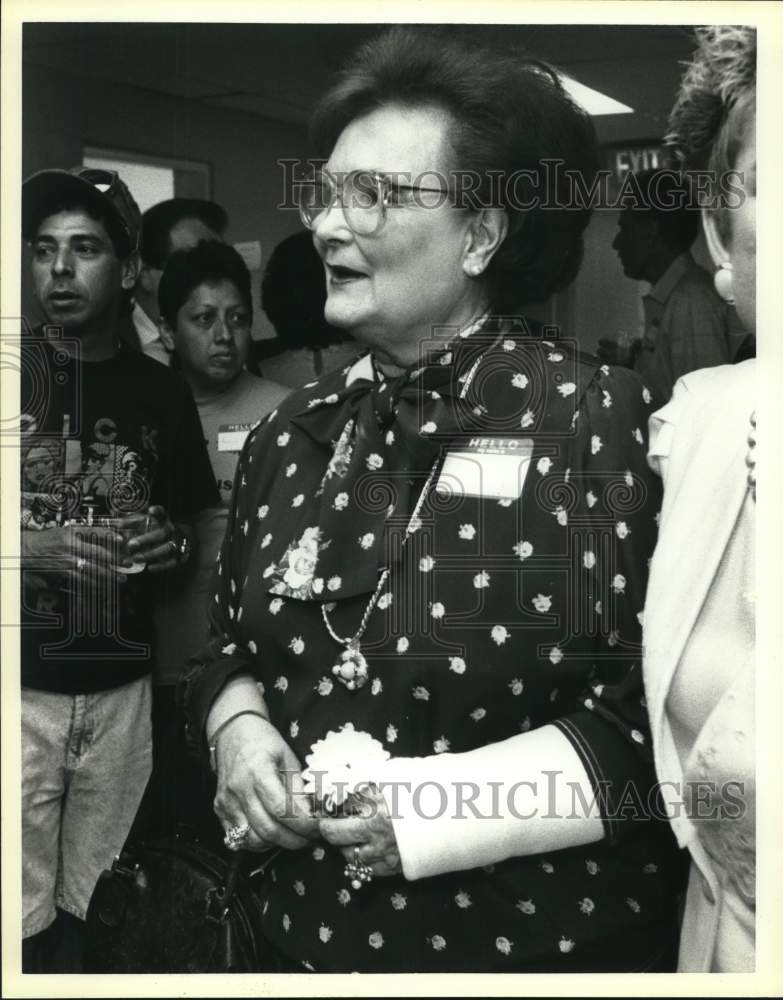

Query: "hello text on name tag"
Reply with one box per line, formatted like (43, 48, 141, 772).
(217, 423, 254, 453)
(435, 437, 534, 500)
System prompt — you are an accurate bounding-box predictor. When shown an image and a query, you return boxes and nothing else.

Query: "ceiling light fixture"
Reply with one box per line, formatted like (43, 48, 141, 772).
(558, 73, 634, 116)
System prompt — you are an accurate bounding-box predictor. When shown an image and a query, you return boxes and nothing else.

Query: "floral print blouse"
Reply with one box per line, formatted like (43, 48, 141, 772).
(183, 322, 685, 972)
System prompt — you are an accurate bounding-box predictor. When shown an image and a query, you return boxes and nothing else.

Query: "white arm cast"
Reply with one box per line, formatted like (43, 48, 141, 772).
(375, 724, 604, 881)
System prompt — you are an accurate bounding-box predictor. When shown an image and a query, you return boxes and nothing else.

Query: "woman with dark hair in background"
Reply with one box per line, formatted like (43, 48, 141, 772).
(251, 230, 359, 388)
(148, 241, 289, 836)
(182, 27, 683, 972)
(643, 25, 756, 972)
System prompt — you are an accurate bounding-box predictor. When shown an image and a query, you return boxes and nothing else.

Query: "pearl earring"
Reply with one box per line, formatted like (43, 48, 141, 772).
(714, 262, 735, 305)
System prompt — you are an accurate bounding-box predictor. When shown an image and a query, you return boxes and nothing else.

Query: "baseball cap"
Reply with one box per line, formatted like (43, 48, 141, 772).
(22, 166, 142, 255)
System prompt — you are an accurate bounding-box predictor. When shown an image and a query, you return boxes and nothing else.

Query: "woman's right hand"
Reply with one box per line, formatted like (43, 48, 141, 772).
(213, 713, 318, 851)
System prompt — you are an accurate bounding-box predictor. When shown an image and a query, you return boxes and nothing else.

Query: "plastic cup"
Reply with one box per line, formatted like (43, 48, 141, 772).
(116, 513, 150, 574)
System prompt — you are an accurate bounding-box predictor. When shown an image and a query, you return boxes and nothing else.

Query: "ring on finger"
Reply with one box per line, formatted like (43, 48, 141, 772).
(344, 846, 373, 889)
(224, 822, 250, 851)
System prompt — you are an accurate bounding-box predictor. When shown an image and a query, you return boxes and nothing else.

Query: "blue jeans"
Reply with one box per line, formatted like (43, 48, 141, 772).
(22, 677, 152, 935)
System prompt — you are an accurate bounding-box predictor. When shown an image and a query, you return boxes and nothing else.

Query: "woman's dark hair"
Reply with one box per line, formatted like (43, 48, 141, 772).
(142, 198, 229, 269)
(311, 26, 599, 312)
(158, 240, 252, 328)
(261, 231, 350, 350)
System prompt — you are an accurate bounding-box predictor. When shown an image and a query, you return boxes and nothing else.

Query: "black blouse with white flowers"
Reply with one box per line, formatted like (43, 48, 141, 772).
(183, 322, 684, 972)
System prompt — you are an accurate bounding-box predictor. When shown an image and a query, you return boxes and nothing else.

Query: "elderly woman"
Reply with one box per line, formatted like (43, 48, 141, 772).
(182, 27, 682, 972)
(642, 26, 756, 971)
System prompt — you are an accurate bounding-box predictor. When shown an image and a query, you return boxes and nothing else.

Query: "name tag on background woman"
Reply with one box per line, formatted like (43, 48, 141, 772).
(435, 438, 534, 500)
(217, 423, 254, 453)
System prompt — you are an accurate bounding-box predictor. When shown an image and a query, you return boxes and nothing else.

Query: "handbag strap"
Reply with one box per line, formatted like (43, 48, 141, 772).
(205, 853, 244, 924)
(205, 847, 281, 924)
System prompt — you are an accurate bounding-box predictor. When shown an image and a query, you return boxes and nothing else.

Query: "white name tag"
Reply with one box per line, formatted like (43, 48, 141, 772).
(217, 423, 253, 453)
(435, 437, 534, 500)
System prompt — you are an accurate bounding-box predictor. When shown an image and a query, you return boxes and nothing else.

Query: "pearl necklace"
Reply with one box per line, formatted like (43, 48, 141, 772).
(747, 410, 756, 502)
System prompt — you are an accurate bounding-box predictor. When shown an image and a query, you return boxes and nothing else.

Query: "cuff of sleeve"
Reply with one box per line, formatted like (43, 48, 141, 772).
(553, 712, 656, 846)
(178, 652, 258, 763)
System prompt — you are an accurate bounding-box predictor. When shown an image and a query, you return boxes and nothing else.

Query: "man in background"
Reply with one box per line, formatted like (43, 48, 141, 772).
(598, 170, 734, 404)
(125, 197, 228, 364)
(19, 167, 219, 971)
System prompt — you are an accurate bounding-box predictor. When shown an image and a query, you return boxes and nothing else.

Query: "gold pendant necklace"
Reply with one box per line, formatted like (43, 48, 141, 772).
(321, 332, 489, 691)
(321, 459, 439, 691)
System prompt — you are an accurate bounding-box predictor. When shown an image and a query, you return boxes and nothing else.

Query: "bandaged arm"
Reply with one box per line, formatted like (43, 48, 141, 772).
(375, 724, 604, 881)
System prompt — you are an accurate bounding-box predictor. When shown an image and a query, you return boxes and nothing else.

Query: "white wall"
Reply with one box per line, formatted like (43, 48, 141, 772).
(22, 61, 310, 340)
(572, 209, 644, 355)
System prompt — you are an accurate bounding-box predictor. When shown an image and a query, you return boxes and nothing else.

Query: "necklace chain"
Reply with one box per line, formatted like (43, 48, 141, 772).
(321, 458, 440, 648)
(321, 338, 488, 653)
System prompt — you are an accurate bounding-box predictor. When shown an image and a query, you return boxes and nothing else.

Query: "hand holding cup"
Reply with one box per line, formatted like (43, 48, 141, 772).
(115, 512, 151, 573)
(115, 504, 182, 574)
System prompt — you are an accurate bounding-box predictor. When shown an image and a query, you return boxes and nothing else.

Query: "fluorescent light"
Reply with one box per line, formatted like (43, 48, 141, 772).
(558, 73, 633, 116)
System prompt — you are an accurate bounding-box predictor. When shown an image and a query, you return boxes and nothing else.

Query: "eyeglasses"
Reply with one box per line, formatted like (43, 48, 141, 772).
(298, 169, 449, 236)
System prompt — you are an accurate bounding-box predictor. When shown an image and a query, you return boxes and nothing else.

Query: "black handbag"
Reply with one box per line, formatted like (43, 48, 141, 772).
(84, 834, 279, 973)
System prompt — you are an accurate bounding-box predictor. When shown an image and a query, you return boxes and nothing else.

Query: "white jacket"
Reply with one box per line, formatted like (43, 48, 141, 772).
(643, 360, 755, 972)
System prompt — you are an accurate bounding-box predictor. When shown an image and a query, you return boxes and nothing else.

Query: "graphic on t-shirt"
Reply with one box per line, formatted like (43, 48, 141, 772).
(21, 415, 160, 524)
(77, 440, 115, 496)
(21, 438, 68, 529)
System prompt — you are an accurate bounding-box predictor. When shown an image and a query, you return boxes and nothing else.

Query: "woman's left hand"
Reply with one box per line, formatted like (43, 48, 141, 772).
(319, 785, 402, 878)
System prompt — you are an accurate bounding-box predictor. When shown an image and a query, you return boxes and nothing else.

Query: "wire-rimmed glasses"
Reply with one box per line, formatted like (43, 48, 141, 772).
(298, 168, 448, 236)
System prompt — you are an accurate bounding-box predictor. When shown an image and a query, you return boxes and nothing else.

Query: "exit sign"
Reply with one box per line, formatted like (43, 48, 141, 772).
(608, 143, 672, 182)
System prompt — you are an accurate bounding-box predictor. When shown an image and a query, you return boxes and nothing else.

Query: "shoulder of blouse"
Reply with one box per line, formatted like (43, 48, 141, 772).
(267, 361, 352, 420)
(572, 360, 662, 464)
(583, 360, 654, 413)
(238, 362, 353, 458)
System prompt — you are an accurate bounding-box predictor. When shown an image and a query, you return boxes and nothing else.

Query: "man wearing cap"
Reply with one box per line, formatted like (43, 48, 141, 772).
(19, 167, 220, 971)
(124, 197, 228, 364)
